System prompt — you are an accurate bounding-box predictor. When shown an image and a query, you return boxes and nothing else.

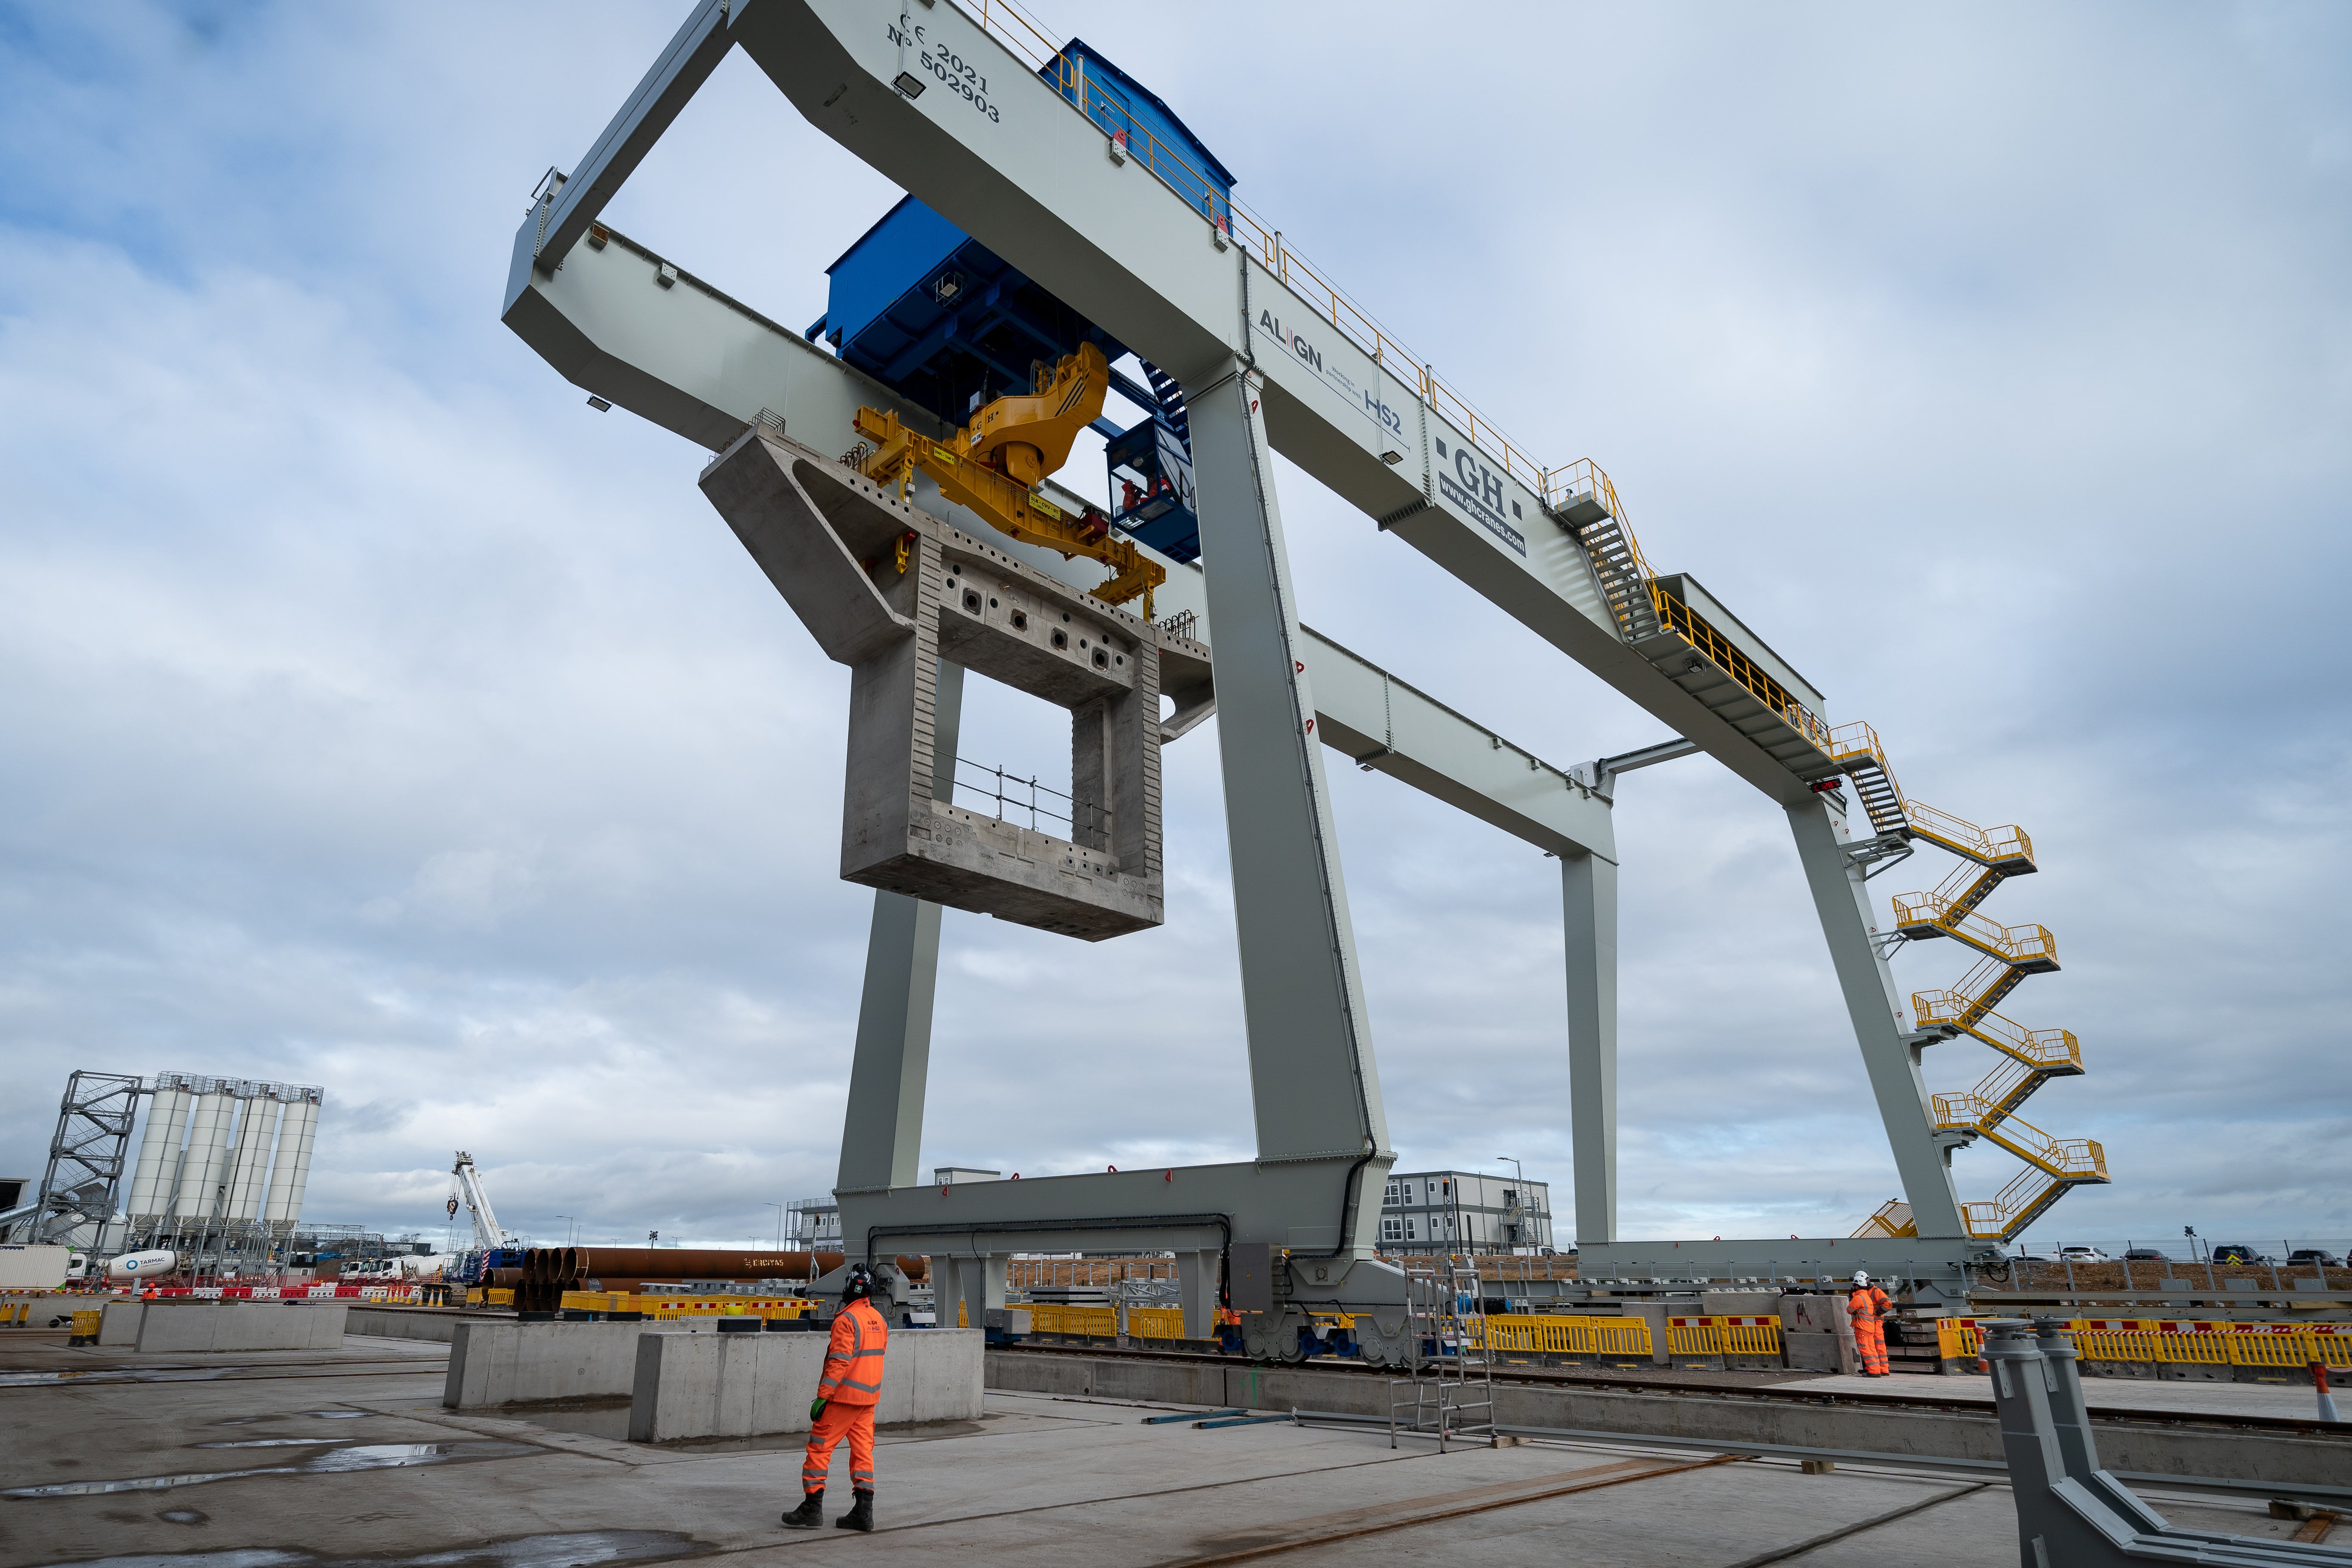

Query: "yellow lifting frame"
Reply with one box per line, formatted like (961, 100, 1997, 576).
(852, 343, 1167, 618)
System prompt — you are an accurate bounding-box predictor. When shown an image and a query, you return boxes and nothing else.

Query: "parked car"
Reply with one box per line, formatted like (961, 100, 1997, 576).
(2056, 1246, 2111, 1262)
(2210, 1244, 2269, 1265)
(2286, 1249, 2342, 1269)
(2122, 1248, 2166, 1261)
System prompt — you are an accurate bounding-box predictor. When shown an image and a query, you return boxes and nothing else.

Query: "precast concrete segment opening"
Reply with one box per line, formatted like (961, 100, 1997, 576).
(698, 425, 1170, 939)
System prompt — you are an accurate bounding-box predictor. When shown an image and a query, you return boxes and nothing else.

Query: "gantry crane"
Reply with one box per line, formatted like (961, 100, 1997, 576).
(498, 0, 2108, 1324)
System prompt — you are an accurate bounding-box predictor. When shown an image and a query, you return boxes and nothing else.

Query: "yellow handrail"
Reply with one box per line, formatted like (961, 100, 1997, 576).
(1653, 589, 1833, 750)
(1892, 892, 2059, 966)
(1913, 992, 2078, 1070)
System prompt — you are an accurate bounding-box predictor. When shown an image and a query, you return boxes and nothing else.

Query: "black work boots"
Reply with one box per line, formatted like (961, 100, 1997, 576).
(836, 1490, 875, 1532)
(780, 1489, 824, 1529)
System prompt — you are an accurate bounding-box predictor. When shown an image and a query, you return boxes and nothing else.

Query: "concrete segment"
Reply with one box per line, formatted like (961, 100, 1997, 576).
(629, 1326, 982, 1441)
(344, 1306, 461, 1343)
(443, 1320, 646, 1407)
(132, 1302, 347, 1353)
(97, 1299, 142, 1347)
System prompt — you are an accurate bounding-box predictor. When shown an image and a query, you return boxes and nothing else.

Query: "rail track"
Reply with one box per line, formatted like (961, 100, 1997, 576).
(995, 1340, 2351, 1438)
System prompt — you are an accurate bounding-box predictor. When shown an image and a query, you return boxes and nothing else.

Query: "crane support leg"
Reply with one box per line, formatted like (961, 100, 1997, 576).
(1787, 796, 1966, 1238)
(835, 658, 964, 1196)
(1561, 850, 1619, 1244)
(1187, 357, 1390, 1215)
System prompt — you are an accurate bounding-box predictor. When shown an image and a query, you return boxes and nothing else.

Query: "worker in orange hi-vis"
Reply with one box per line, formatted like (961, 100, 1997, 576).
(1847, 1270, 1893, 1377)
(781, 1264, 890, 1533)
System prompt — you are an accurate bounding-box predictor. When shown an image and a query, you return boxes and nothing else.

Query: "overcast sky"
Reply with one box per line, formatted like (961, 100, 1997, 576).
(3, 2, 2347, 1257)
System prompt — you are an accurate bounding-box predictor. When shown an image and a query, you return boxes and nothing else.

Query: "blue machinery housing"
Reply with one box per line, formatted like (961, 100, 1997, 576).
(803, 40, 1230, 565)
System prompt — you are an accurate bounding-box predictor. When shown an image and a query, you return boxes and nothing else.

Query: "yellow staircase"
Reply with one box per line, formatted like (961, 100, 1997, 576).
(1827, 723, 2107, 1242)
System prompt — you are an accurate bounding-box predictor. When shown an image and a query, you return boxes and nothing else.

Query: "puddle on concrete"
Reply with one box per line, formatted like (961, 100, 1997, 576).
(306, 1411, 371, 1419)
(15, 1531, 712, 1568)
(499, 1399, 632, 1441)
(159, 1509, 209, 1525)
(1, 1442, 541, 1500)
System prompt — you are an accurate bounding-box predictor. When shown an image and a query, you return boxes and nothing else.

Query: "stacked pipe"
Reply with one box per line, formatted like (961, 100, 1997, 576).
(517, 1247, 585, 1314)
(515, 1247, 928, 1307)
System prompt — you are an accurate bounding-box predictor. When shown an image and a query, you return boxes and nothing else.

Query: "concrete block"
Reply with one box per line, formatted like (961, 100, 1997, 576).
(1701, 1289, 1781, 1317)
(99, 1299, 145, 1347)
(1777, 1293, 1848, 1335)
(630, 1326, 984, 1442)
(1783, 1328, 1859, 1374)
(133, 1301, 347, 1353)
(444, 1319, 647, 1407)
(345, 1306, 461, 1343)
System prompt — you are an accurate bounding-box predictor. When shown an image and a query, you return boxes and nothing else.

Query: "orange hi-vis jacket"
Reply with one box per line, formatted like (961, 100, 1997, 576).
(818, 1299, 890, 1406)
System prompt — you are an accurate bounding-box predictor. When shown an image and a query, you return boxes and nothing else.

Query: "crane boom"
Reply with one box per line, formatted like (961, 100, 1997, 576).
(450, 1151, 509, 1250)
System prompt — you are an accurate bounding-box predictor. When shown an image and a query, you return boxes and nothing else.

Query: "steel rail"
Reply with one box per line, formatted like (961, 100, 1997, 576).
(989, 1343, 2352, 1438)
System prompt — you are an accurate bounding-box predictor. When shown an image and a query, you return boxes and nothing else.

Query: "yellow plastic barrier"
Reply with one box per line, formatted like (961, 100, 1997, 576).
(1128, 1308, 1187, 1341)
(486, 1288, 514, 1306)
(1472, 1315, 1653, 1358)
(1061, 1305, 1118, 1338)
(2229, 1325, 2352, 1371)
(68, 1309, 102, 1343)
(1025, 1302, 1061, 1334)
(1935, 1318, 2349, 1371)
(1664, 1317, 1784, 1358)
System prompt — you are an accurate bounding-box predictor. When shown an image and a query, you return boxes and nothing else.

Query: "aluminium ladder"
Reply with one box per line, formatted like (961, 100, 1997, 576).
(1387, 1264, 1497, 1451)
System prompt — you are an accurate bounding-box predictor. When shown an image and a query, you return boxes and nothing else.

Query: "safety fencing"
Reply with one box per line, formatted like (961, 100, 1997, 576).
(138, 1283, 417, 1302)
(1471, 1315, 1656, 1359)
(1935, 1318, 2352, 1371)
(1012, 1302, 1193, 1341)
(1666, 1316, 1784, 1359)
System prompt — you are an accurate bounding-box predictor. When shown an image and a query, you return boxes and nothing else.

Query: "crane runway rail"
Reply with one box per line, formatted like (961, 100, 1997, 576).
(990, 1341, 2352, 1439)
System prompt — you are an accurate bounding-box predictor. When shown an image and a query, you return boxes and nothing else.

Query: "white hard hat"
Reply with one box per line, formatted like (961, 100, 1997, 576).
(1852, 1271, 1870, 1286)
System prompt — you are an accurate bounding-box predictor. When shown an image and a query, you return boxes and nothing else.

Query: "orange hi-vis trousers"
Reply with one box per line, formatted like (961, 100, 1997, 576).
(801, 1399, 875, 1495)
(1848, 1285, 1891, 1374)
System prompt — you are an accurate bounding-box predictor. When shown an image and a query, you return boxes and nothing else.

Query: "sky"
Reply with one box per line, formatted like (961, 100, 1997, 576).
(2, 1, 2347, 1259)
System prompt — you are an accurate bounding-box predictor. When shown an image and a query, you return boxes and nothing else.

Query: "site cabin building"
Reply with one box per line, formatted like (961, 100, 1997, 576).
(1377, 1171, 1555, 1255)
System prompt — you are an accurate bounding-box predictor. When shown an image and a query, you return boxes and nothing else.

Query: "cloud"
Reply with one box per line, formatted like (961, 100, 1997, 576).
(1, 0, 2347, 1257)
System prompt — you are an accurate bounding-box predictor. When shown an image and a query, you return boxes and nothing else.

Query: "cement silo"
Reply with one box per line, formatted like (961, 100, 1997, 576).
(124, 1076, 193, 1228)
(222, 1094, 284, 1224)
(172, 1084, 234, 1228)
(262, 1090, 320, 1232)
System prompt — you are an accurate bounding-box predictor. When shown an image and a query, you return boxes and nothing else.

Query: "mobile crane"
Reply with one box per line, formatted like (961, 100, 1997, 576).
(444, 1150, 523, 1286)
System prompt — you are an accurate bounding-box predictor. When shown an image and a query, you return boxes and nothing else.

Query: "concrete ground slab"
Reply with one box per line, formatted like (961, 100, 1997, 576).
(2, 1337, 2334, 1568)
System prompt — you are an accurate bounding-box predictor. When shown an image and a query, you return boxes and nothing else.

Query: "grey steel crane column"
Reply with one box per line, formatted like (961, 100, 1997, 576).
(1186, 352, 1389, 1201)
(1560, 850, 1617, 1244)
(1788, 794, 1966, 1238)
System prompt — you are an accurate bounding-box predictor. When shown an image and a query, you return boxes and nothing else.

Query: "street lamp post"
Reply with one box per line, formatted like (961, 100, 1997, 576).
(557, 1216, 576, 1247)
(764, 1202, 785, 1250)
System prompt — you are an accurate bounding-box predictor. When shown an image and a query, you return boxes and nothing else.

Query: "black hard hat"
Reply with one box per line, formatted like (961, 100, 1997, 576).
(840, 1264, 874, 1302)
